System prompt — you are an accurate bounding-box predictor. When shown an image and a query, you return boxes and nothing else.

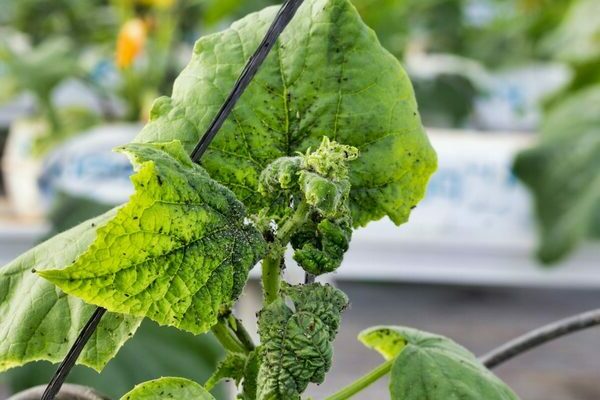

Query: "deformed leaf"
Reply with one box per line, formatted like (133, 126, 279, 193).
(120, 377, 214, 400)
(513, 85, 600, 263)
(134, 0, 437, 228)
(0, 209, 141, 373)
(256, 283, 348, 400)
(259, 137, 355, 275)
(39, 141, 266, 335)
(360, 326, 520, 400)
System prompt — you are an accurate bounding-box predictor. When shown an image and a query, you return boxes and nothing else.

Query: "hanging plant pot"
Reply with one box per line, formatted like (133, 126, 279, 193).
(7, 384, 110, 400)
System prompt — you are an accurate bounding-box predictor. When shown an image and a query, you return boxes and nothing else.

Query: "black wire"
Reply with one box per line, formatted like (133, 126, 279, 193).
(480, 308, 600, 369)
(191, 0, 305, 162)
(41, 308, 107, 400)
(40, 1, 305, 398)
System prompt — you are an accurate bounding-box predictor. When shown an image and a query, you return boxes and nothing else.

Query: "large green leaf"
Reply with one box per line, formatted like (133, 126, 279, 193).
(120, 377, 214, 400)
(1, 320, 225, 400)
(256, 283, 348, 400)
(360, 326, 519, 400)
(514, 85, 600, 263)
(40, 141, 266, 335)
(0, 209, 141, 373)
(134, 0, 437, 227)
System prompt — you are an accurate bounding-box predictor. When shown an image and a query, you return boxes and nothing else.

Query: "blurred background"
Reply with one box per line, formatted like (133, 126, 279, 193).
(0, 0, 598, 399)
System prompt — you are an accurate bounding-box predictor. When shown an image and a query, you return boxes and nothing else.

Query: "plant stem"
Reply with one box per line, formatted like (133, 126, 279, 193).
(211, 321, 248, 354)
(261, 200, 310, 305)
(230, 315, 256, 351)
(262, 253, 283, 305)
(324, 358, 394, 400)
(277, 201, 309, 244)
(480, 308, 600, 369)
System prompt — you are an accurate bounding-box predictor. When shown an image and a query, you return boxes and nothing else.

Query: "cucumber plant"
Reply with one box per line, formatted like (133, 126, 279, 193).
(0, 0, 577, 399)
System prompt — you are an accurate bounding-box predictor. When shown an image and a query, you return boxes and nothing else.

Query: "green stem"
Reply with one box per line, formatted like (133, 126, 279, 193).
(230, 315, 255, 351)
(262, 253, 282, 305)
(277, 201, 309, 244)
(224, 313, 255, 351)
(261, 200, 310, 305)
(211, 321, 247, 354)
(324, 359, 394, 400)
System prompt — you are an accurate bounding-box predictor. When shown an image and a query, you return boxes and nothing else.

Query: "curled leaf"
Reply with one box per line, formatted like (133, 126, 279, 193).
(291, 218, 351, 275)
(256, 283, 348, 400)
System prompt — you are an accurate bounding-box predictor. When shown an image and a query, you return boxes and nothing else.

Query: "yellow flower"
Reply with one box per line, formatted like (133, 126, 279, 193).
(116, 19, 147, 69)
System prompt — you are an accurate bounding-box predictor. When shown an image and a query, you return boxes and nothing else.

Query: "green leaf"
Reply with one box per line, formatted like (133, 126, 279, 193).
(0, 209, 141, 373)
(256, 283, 348, 400)
(513, 85, 600, 263)
(360, 326, 520, 400)
(1, 320, 225, 400)
(135, 0, 437, 228)
(120, 377, 214, 400)
(39, 141, 266, 335)
(204, 352, 247, 390)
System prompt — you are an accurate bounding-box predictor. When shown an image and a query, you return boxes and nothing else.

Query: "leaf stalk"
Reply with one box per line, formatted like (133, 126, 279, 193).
(323, 358, 394, 400)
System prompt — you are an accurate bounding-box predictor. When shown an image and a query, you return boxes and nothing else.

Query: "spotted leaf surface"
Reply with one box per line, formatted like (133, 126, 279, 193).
(39, 141, 266, 335)
(135, 0, 437, 227)
(256, 283, 348, 400)
(120, 377, 214, 400)
(360, 326, 520, 400)
(0, 209, 141, 372)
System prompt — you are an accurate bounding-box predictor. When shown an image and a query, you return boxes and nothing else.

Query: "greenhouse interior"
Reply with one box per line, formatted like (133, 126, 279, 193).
(0, 0, 598, 399)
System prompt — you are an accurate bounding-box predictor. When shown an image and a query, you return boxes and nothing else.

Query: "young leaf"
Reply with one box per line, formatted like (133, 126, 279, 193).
(204, 352, 246, 390)
(39, 141, 266, 335)
(134, 0, 437, 228)
(0, 209, 141, 373)
(513, 85, 600, 263)
(120, 377, 214, 400)
(359, 326, 520, 400)
(259, 137, 355, 275)
(256, 283, 348, 400)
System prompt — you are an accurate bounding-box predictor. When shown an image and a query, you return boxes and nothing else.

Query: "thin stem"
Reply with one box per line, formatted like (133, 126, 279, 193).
(324, 358, 394, 400)
(480, 308, 600, 369)
(262, 254, 283, 305)
(276, 201, 309, 244)
(261, 201, 310, 304)
(41, 308, 107, 400)
(211, 320, 248, 354)
(229, 315, 256, 351)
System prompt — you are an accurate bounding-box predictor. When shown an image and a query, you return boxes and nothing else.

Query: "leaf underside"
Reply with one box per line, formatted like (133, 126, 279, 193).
(256, 283, 348, 400)
(360, 326, 520, 400)
(39, 141, 266, 335)
(120, 377, 214, 400)
(0, 209, 141, 373)
(135, 0, 437, 227)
